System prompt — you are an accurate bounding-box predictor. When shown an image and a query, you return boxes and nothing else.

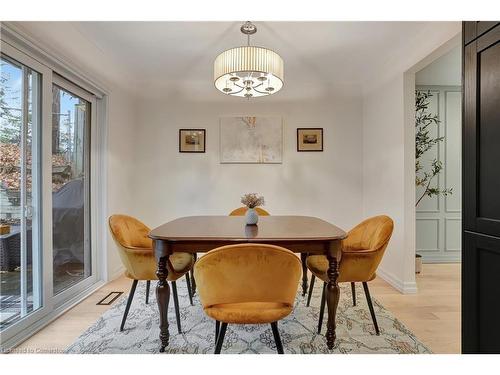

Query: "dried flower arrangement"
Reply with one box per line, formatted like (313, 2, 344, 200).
(240, 193, 265, 209)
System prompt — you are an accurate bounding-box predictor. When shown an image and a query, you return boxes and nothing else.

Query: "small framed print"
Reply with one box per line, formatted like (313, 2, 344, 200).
(297, 128, 323, 152)
(179, 129, 206, 153)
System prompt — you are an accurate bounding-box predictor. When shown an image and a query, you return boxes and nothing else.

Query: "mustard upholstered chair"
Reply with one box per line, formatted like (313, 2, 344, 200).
(194, 243, 302, 354)
(228, 206, 270, 216)
(109, 214, 195, 333)
(306, 215, 394, 335)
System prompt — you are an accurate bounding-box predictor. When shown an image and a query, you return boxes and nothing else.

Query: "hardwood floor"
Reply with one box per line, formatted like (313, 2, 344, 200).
(369, 263, 461, 354)
(13, 263, 460, 354)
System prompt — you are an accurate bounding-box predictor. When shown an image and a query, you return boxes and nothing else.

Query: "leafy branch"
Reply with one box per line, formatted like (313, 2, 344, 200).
(415, 90, 453, 207)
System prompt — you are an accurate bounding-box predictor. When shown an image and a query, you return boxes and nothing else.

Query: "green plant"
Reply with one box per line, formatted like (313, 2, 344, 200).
(415, 90, 453, 207)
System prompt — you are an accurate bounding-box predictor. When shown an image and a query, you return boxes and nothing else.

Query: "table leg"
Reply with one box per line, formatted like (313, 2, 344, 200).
(154, 240, 171, 352)
(325, 240, 341, 350)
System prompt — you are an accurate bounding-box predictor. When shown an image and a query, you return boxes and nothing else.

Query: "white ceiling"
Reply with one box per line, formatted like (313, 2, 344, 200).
(12, 21, 460, 100)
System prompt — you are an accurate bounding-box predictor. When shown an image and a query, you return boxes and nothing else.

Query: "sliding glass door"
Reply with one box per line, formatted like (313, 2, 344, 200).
(1, 41, 98, 346)
(51, 78, 92, 297)
(0, 54, 42, 330)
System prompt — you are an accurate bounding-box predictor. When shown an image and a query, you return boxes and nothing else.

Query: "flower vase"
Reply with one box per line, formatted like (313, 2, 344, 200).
(245, 208, 259, 225)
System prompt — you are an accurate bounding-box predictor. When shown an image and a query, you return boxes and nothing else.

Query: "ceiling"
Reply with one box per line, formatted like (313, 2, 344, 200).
(12, 21, 460, 100)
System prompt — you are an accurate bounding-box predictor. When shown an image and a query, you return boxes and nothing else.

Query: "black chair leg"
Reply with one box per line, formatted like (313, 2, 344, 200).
(300, 253, 308, 296)
(145, 280, 150, 305)
(362, 282, 380, 335)
(191, 253, 197, 296)
(351, 282, 356, 306)
(185, 273, 194, 306)
(215, 320, 220, 344)
(306, 274, 316, 307)
(318, 282, 327, 334)
(214, 322, 228, 354)
(171, 281, 182, 334)
(120, 279, 138, 331)
(271, 322, 284, 354)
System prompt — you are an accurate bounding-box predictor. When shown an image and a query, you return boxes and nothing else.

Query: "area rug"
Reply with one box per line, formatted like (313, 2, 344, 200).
(66, 280, 431, 354)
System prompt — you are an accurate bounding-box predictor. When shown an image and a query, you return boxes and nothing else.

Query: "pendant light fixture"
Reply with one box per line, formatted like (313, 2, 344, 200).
(214, 21, 284, 98)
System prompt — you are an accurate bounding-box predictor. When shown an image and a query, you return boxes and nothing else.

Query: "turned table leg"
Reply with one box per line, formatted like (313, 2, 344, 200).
(325, 240, 341, 350)
(300, 253, 308, 296)
(154, 240, 171, 352)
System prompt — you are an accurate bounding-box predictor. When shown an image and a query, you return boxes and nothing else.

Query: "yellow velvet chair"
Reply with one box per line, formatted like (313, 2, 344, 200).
(306, 215, 394, 335)
(228, 206, 270, 216)
(194, 243, 302, 354)
(108, 214, 195, 333)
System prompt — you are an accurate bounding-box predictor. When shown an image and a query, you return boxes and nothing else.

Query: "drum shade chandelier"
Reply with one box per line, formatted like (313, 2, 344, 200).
(214, 21, 284, 98)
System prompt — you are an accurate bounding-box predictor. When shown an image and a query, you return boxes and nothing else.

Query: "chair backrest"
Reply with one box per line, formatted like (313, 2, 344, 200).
(344, 215, 394, 252)
(229, 207, 270, 216)
(108, 214, 152, 249)
(194, 243, 301, 308)
(339, 215, 394, 282)
(108, 214, 156, 280)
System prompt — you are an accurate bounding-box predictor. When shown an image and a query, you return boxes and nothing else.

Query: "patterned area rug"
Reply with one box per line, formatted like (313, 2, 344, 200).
(66, 280, 431, 354)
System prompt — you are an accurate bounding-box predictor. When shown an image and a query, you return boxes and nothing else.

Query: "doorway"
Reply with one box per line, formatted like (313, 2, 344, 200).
(414, 44, 462, 264)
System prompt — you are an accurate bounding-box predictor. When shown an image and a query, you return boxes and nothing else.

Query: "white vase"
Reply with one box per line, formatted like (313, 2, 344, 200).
(245, 208, 259, 225)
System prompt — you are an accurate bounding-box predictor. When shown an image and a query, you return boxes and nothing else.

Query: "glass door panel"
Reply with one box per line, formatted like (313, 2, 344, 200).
(51, 83, 91, 295)
(0, 55, 42, 330)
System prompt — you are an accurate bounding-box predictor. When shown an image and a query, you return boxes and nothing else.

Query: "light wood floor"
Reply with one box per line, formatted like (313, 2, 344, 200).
(14, 263, 460, 354)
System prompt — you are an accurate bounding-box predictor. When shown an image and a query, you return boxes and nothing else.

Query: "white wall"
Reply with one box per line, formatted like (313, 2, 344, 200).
(131, 96, 364, 233)
(362, 74, 411, 291)
(415, 45, 461, 86)
(362, 25, 461, 293)
(104, 88, 139, 279)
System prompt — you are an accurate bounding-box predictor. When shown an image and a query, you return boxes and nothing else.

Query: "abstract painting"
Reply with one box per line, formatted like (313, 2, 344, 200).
(220, 117, 282, 163)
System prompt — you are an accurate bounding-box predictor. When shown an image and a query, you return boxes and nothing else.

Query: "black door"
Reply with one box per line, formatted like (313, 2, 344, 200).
(462, 21, 500, 353)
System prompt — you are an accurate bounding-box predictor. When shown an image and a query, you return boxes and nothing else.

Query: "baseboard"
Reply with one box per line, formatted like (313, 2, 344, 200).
(421, 257, 461, 264)
(376, 268, 418, 294)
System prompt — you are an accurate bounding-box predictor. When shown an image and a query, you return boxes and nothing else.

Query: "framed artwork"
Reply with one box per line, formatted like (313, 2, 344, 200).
(297, 128, 323, 152)
(220, 116, 283, 163)
(179, 129, 206, 153)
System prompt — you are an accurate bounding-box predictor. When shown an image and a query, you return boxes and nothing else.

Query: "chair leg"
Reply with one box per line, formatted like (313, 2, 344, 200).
(271, 322, 284, 354)
(318, 282, 327, 334)
(351, 282, 356, 306)
(145, 280, 150, 305)
(362, 282, 380, 335)
(191, 253, 197, 296)
(185, 273, 194, 306)
(215, 320, 220, 344)
(214, 322, 228, 354)
(171, 281, 182, 334)
(300, 253, 308, 296)
(120, 279, 138, 331)
(306, 274, 316, 307)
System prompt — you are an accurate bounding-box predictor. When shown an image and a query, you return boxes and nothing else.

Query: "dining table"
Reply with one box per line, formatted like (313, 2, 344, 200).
(149, 215, 347, 352)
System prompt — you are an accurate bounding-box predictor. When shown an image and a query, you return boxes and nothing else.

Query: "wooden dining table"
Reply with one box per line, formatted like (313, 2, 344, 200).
(149, 215, 347, 352)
